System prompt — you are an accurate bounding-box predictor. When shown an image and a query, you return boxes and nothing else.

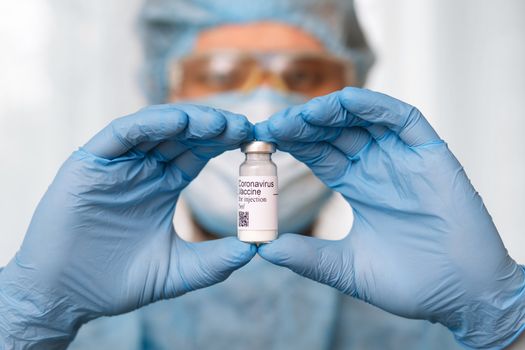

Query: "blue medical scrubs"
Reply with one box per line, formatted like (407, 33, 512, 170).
(70, 256, 461, 350)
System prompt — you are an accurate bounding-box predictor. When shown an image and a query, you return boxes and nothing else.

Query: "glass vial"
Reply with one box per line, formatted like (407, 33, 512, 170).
(237, 141, 278, 243)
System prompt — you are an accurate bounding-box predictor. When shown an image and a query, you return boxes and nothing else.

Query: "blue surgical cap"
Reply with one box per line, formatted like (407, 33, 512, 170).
(138, 0, 375, 104)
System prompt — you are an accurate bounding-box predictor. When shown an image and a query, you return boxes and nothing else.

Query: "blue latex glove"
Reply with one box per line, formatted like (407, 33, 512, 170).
(0, 104, 256, 349)
(255, 87, 525, 349)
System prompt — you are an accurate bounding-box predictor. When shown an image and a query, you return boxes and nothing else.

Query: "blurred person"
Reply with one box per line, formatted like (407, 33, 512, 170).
(1, 1, 524, 350)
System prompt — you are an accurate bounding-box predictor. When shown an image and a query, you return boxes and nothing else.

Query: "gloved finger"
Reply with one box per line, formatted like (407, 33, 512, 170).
(173, 104, 227, 141)
(135, 141, 160, 153)
(167, 113, 252, 179)
(362, 124, 407, 154)
(256, 117, 352, 185)
(330, 127, 372, 158)
(154, 110, 252, 162)
(167, 146, 237, 182)
(270, 140, 351, 187)
(365, 124, 389, 140)
(171, 237, 257, 296)
(260, 105, 342, 142)
(254, 108, 369, 158)
(253, 121, 276, 142)
(83, 104, 189, 159)
(177, 111, 252, 147)
(258, 233, 355, 295)
(302, 87, 441, 147)
(152, 141, 189, 162)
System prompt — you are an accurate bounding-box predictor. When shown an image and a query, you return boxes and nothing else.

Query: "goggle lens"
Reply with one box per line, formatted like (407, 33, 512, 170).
(172, 52, 354, 98)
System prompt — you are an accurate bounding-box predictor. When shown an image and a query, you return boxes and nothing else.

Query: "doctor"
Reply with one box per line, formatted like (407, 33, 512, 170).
(1, 0, 524, 349)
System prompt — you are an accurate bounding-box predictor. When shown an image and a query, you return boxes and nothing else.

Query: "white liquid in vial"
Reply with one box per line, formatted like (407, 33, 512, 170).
(237, 150, 278, 243)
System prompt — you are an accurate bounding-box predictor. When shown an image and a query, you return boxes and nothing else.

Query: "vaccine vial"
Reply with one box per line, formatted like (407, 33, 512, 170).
(237, 141, 278, 243)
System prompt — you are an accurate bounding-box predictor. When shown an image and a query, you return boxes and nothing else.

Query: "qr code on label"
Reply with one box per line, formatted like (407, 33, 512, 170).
(238, 211, 249, 227)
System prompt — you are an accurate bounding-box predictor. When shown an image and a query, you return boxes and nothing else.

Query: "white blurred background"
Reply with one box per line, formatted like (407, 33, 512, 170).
(1, 0, 524, 266)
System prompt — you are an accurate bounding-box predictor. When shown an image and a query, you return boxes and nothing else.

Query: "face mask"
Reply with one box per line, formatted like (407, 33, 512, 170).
(181, 87, 333, 237)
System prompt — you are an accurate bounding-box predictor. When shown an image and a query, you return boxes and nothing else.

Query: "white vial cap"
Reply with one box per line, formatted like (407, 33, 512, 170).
(241, 141, 276, 154)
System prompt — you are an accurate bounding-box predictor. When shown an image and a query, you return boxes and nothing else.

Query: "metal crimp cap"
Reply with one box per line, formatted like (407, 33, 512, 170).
(241, 141, 276, 154)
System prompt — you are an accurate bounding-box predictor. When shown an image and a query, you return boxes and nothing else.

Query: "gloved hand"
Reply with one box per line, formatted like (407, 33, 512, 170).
(255, 87, 525, 349)
(0, 104, 256, 349)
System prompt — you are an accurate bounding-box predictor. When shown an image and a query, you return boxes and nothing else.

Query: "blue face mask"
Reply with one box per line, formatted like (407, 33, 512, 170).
(181, 88, 333, 237)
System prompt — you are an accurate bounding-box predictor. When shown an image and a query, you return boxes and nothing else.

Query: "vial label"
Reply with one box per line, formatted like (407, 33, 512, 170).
(237, 176, 278, 231)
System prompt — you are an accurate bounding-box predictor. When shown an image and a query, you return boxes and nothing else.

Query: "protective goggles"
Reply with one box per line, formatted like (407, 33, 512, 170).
(169, 51, 356, 98)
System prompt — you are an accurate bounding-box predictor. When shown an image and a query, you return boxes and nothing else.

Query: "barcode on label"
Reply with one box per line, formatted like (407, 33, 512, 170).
(238, 211, 249, 227)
